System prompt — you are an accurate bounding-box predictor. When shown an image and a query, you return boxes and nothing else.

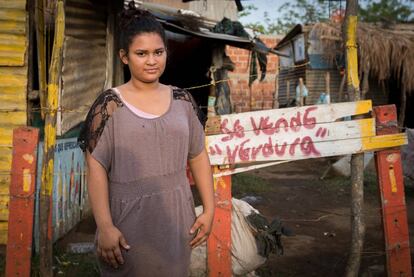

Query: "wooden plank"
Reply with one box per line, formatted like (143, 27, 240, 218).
(40, 2, 64, 274)
(0, 112, 26, 127)
(0, 128, 13, 145)
(0, 147, 12, 171)
(206, 100, 372, 135)
(0, 194, 10, 221)
(207, 121, 406, 165)
(207, 171, 232, 277)
(6, 127, 39, 276)
(374, 105, 412, 276)
(208, 118, 375, 151)
(0, 222, 8, 244)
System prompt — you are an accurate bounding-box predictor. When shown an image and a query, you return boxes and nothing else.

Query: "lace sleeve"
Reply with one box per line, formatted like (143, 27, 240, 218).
(172, 88, 207, 127)
(78, 90, 123, 153)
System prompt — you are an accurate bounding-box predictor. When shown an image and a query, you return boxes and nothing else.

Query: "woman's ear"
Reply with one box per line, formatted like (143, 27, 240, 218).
(119, 49, 128, 65)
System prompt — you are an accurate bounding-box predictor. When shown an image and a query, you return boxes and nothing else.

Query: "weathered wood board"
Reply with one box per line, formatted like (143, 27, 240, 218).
(206, 101, 407, 166)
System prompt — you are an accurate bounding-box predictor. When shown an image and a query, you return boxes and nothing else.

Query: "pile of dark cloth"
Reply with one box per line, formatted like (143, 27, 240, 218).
(246, 212, 293, 257)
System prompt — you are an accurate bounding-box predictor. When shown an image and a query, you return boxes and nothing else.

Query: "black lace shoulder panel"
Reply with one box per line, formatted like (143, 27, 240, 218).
(78, 89, 123, 153)
(172, 87, 207, 127)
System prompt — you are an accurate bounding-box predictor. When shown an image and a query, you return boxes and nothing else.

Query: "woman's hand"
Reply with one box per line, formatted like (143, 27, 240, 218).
(97, 225, 130, 268)
(189, 211, 214, 248)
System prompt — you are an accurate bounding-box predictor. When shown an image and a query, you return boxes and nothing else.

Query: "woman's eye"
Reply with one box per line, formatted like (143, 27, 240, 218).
(136, 52, 146, 57)
(155, 50, 164, 56)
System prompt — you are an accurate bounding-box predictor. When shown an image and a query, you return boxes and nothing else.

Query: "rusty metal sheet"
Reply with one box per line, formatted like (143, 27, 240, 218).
(57, 0, 108, 135)
(59, 36, 107, 134)
(65, 0, 107, 45)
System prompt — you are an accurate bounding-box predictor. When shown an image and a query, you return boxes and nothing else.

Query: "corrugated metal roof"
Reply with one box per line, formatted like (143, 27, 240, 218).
(0, 0, 28, 242)
(58, 0, 107, 135)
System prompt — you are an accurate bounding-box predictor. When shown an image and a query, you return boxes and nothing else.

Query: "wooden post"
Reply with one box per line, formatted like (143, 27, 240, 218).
(40, 1, 64, 275)
(339, 72, 346, 102)
(298, 78, 304, 107)
(6, 128, 39, 277)
(344, 1, 365, 276)
(286, 80, 290, 106)
(325, 72, 331, 104)
(35, 0, 47, 119)
(273, 73, 279, 109)
(374, 105, 412, 276)
(207, 171, 232, 277)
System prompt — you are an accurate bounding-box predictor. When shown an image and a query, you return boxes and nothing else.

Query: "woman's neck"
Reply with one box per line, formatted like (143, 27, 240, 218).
(128, 79, 160, 94)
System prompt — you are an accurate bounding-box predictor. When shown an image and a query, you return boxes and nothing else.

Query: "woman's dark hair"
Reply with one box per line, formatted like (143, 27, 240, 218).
(119, 1, 167, 53)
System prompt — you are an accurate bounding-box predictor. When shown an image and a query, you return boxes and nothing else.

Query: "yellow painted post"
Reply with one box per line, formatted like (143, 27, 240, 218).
(39, 1, 64, 275)
(345, 16, 360, 97)
(344, 1, 364, 276)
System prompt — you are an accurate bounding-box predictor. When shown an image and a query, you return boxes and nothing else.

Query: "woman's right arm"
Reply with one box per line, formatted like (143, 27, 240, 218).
(87, 152, 130, 268)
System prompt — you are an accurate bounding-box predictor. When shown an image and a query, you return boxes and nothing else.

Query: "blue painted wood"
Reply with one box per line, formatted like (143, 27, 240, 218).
(34, 138, 89, 252)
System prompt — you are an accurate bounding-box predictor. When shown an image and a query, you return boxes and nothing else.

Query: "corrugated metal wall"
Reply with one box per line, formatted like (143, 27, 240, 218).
(277, 66, 306, 107)
(0, 0, 28, 244)
(278, 68, 345, 106)
(59, 0, 107, 135)
(305, 69, 343, 104)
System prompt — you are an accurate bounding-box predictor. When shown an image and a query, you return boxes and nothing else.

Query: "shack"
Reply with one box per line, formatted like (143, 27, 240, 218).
(0, 0, 281, 244)
(275, 22, 414, 128)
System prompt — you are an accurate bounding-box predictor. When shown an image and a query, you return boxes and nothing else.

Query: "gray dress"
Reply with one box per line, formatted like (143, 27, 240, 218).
(80, 87, 205, 276)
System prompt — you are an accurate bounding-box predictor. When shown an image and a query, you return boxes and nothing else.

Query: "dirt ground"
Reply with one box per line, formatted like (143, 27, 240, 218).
(235, 158, 414, 276)
(7, 158, 412, 276)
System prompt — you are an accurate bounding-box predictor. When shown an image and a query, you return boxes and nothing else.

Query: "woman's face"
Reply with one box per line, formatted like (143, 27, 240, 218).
(121, 32, 167, 84)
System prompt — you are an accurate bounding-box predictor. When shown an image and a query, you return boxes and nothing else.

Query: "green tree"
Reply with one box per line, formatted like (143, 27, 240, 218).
(359, 0, 413, 22)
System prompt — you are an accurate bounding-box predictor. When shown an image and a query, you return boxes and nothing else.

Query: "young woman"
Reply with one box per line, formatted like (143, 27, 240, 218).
(78, 3, 214, 276)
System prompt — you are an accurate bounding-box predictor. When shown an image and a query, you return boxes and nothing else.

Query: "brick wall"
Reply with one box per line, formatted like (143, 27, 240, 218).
(226, 35, 280, 113)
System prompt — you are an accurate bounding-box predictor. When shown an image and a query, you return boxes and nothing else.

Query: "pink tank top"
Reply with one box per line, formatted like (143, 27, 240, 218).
(112, 88, 160, 119)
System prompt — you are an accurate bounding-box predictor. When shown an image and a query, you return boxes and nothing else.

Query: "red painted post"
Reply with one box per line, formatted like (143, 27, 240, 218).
(374, 105, 412, 276)
(208, 171, 232, 276)
(6, 127, 39, 276)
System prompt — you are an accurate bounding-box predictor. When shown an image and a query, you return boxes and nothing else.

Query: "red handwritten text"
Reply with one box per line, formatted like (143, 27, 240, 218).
(214, 136, 321, 164)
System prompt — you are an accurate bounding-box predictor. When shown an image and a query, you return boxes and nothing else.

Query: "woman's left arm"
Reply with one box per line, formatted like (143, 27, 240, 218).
(188, 148, 215, 248)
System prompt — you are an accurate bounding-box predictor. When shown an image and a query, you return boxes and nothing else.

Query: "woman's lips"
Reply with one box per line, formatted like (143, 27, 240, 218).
(144, 68, 158, 74)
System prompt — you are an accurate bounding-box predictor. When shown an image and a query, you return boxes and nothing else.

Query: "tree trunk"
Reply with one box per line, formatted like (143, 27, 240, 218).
(343, 1, 365, 276)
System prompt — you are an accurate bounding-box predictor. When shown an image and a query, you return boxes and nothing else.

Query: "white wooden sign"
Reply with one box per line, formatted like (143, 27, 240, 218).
(206, 101, 407, 166)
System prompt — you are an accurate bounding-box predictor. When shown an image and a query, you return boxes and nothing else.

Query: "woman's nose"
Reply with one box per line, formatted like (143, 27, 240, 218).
(146, 54, 157, 65)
